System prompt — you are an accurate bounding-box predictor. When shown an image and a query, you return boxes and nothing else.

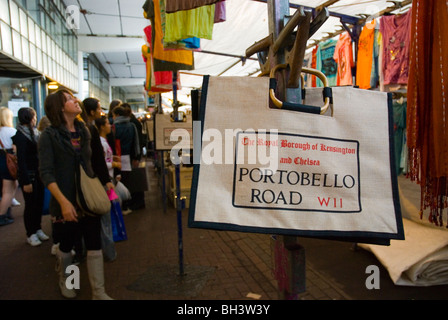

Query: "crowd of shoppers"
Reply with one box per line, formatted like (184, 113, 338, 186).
(0, 89, 145, 300)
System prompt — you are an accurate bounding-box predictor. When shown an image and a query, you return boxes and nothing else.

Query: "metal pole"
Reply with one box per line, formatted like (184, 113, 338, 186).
(157, 94, 167, 214)
(173, 72, 185, 276)
(161, 150, 167, 213)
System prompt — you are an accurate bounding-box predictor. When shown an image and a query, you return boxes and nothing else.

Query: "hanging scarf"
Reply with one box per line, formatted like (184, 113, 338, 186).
(17, 124, 39, 144)
(407, 0, 448, 227)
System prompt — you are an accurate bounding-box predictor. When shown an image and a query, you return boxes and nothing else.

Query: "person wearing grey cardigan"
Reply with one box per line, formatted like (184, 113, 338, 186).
(38, 89, 112, 300)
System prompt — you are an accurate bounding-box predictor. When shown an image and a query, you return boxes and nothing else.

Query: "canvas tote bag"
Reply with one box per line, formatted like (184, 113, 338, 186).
(188, 75, 404, 245)
(76, 164, 111, 216)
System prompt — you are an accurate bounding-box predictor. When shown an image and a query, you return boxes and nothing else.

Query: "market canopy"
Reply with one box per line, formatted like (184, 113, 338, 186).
(62, 0, 412, 101)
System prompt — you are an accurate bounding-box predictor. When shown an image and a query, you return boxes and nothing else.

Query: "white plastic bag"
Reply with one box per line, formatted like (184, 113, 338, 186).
(115, 180, 131, 202)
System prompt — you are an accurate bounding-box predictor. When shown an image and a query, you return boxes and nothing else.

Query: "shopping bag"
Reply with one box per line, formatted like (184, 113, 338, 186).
(110, 200, 128, 242)
(42, 188, 51, 215)
(75, 164, 111, 216)
(188, 75, 404, 245)
(115, 181, 131, 202)
(121, 166, 149, 194)
(100, 212, 117, 261)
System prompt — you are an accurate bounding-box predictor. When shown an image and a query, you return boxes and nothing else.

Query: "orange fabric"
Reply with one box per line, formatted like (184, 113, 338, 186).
(311, 45, 318, 87)
(142, 44, 173, 94)
(333, 32, 354, 86)
(151, 0, 194, 65)
(407, 0, 448, 226)
(356, 20, 375, 89)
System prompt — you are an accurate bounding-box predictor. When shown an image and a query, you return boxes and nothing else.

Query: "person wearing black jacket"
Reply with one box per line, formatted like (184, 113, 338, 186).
(13, 107, 48, 247)
(112, 106, 142, 212)
(80, 98, 113, 188)
(81, 98, 116, 262)
(118, 103, 145, 210)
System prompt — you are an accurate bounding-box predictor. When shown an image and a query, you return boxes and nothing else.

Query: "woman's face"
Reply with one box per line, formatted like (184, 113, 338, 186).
(91, 102, 102, 120)
(63, 93, 81, 116)
(31, 113, 37, 127)
(102, 120, 111, 135)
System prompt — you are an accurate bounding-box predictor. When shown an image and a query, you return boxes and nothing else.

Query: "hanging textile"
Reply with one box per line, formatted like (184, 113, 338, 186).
(214, 0, 226, 23)
(152, 56, 195, 72)
(146, 0, 194, 68)
(142, 0, 153, 18)
(369, 28, 380, 89)
(163, 1, 215, 44)
(333, 32, 353, 86)
(356, 20, 376, 89)
(407, 0, 448, 227)
(380, 10, 412, 85)
(160, 0, 201, 49)
(311, 45, 318, 87)
(302, 51, 313, 88)
(378, 31, 384, 89)
(141, 44, 174, 93)
(142, 26, 178, 93)
(165, 0, 221, 13)
(163, 37, 200, 50)
(141, 25, 182, 92)
(315, 39, 337, 87)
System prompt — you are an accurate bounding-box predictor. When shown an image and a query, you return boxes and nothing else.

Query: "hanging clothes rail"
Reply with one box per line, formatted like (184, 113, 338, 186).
(305, 0, 412, 49)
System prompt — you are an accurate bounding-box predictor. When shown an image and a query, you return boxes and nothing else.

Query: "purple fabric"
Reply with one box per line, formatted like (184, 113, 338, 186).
(214, 1, 226, 23)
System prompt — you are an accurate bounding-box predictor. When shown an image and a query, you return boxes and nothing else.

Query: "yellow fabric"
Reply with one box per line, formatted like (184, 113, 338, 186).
(163, 1, 215, 43)
(152, 0, 194, 65)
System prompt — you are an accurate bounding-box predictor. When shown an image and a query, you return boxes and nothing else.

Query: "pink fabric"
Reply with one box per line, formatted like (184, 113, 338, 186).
(380, 10, 412, 85)
(214, 1, 226, 23)
(107, 189, 119, 201)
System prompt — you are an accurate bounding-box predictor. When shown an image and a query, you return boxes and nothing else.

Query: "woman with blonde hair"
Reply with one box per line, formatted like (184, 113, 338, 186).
(0, 107, 18, 227)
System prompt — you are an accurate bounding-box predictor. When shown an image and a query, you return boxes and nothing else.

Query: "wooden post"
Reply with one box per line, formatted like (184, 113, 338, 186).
(267, 0, 306, 300)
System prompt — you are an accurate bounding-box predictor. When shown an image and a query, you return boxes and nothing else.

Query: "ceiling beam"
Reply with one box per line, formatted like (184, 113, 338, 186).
(110, 77, 145, 87)
(78, 35, 145, 53)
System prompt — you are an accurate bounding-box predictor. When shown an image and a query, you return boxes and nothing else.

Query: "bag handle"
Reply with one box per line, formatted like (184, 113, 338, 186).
(269, 64, 333, 115)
